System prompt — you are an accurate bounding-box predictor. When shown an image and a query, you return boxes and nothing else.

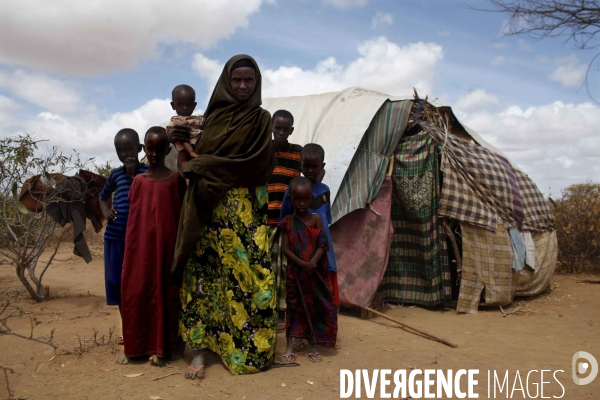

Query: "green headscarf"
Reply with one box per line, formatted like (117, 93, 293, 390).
(172, 54, 274, 272)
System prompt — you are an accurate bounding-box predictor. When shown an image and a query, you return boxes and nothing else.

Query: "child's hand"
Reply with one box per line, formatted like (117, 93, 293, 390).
(300, 261, 316, 273)
(170, 125, 191, 144)
(104, 207, 117, 221)
(124, 158, 138, 178)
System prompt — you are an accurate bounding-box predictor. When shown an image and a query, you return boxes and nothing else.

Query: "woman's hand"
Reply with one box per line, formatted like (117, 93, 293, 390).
(169, 124, 191, 144)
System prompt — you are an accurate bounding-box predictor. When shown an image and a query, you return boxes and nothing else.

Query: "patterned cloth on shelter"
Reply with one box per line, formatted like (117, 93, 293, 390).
(516, 230, 557, 296)
(514, 169, 554, 231)
(378, 130, 452, 306)
(278, 215, 337, 347)
(456, 220, 517, 314)
(167, 115, 204, 152)
(179, 187, 277, 375)
(332, 100, 412, 222)
(422, 121, 524, 231)
(331, 177, 394, 308)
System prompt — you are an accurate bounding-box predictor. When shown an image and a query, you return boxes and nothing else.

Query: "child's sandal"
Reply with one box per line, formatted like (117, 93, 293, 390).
(307, 352, 322, 363)
(280, 353, 297, 364)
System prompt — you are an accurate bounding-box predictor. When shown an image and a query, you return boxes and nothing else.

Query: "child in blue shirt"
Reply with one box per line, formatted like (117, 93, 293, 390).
(100, 129, 148, 313)
(280, 143, 339, 306)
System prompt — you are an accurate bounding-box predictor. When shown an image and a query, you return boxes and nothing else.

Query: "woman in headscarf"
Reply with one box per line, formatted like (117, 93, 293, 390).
(171, 55, 276, 378)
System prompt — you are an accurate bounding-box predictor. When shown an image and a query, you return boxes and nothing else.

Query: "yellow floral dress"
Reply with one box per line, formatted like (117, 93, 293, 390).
(179, 186, 277, 374)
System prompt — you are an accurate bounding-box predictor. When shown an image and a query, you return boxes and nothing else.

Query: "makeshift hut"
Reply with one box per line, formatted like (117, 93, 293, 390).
(263, 87, 557, 314)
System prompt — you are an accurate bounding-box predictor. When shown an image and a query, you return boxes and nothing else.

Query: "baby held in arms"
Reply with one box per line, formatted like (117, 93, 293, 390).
(168, 84, 204, 158)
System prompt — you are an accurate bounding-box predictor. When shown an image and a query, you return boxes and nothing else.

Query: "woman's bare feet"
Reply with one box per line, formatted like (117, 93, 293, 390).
(184, 350, 205, 380)
(116, 354, 130, 365)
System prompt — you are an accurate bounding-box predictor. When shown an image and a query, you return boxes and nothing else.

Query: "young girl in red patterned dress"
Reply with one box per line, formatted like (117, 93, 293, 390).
(278, 177, 337, 364)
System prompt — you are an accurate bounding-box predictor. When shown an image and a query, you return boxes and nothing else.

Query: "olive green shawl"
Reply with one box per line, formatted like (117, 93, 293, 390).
(173, 54, 274, 271)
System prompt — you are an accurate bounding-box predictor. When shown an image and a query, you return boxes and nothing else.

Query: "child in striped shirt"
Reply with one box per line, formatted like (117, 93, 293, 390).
(100, 129, 148, 316)
(267, 110, 302, 332)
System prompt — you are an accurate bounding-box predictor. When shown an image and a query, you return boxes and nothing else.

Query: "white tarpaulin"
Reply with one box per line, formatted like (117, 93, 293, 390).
(161, 86, 517, 202)
(262, 87, 400, 202)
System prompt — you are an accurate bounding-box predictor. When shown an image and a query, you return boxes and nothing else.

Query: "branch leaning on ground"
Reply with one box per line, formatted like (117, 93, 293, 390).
(0, 294, 56, 399)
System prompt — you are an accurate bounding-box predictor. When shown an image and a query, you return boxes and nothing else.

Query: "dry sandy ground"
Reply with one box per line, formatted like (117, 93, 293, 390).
(1, 242, 599, 400)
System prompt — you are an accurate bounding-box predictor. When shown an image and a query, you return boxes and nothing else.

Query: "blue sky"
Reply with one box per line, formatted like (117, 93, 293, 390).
(1, 0, 598, 196)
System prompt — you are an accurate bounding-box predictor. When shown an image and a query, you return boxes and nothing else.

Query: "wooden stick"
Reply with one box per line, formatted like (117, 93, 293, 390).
(362, 306, 458, 348)
(148, 372, 179, 381)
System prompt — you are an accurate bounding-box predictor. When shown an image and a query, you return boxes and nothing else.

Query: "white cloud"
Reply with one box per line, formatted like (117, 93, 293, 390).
(371, 12, 394, 29)
(0, 95, 23, 127)
(555, 156, 573, 169)
(536, 55, 552, 64)
(456, 95, 600, 195)
(517, 39, 534, 51)
(455, 89, 502, 112)
(0, 70, 80, 113)
(7, 99, 176, 165)
(193, 37, 444, 98)
(490, 42, 510, 49)
(324, 0, 368, 9)
(191, 54, 224, 102)
(491, 55, 505, 66)
(548, 55, 587, 87)
(0, 0, 267, 75)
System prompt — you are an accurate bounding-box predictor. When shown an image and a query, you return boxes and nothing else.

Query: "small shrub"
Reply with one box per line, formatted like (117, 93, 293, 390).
(94, 160, 114, 178)
(552, 183, 600, 273)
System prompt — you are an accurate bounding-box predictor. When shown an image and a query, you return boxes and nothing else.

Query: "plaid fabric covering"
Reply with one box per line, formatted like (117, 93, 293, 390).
(457, 220, 517, 314)
(514, 169, 555, 231)
(421, 121, 522, 231)
(332, 100, 412, 223)
(378, 131, 452, 306)
(516, 230, 557, 296)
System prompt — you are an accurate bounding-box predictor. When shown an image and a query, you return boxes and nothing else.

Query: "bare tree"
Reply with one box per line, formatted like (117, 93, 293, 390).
(489, 1, 600, 48)
(482, 1, 600, 100)
(0, 135, 90, 302)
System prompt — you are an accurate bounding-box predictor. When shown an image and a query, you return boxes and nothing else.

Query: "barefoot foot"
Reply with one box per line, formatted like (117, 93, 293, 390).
(149, 354, 167, 366)
(116, 353, 130, 365)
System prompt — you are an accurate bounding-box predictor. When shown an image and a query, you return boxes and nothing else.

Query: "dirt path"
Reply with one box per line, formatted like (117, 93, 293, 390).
(1, 243, 598, 399)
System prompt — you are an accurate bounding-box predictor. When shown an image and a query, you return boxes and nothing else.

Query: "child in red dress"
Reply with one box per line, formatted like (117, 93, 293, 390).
(279, 177, 337, 364)
(116, 127, 186, 366)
